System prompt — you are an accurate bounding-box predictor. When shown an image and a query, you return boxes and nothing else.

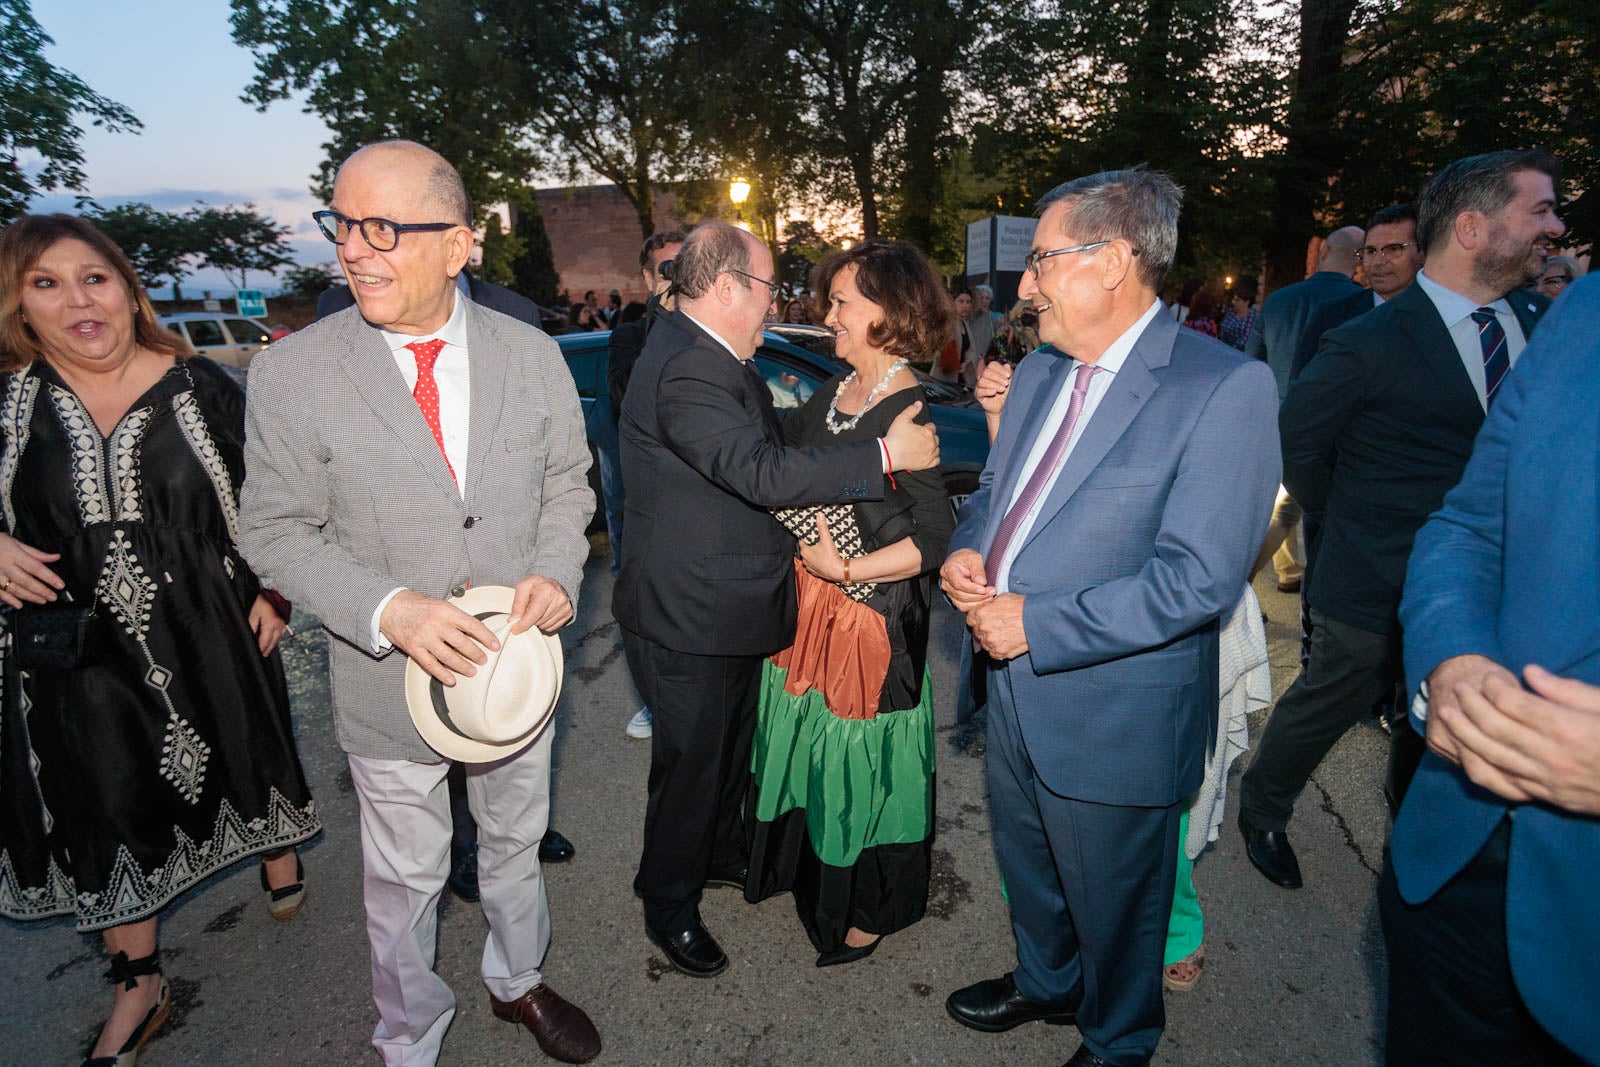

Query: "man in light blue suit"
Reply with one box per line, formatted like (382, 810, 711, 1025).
(939, 169, 1280, 1067)
(1385, 275, 1600, 1067)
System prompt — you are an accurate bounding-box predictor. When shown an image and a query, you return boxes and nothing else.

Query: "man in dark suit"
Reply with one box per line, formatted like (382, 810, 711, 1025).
(1386, 275, 1598, 1067)
(1245, 225, 1363, 593)
(613, 223, 939, 978)
(941, 169, 1279, 1067)
(1238, 149, 1562, 890)
(1288, 203, 1425, 385)
(317, 270, 578, 891)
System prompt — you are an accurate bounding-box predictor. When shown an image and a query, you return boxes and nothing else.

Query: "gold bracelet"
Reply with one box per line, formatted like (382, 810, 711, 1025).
(844, 558, 851, 583)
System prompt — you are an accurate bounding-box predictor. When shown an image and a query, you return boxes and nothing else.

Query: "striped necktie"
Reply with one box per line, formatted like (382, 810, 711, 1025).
(1471, 307, 1509, 405)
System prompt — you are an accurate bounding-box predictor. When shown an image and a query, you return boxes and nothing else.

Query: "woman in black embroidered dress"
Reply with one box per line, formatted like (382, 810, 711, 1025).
(0, 216, 319, 1066)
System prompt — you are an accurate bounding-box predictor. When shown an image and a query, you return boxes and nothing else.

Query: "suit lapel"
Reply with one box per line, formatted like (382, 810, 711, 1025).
(337, 312, 462, 501)
(1016, 325, 1164, 556)
(463, 301, 509, 508)
(983, 352, 1074, 549)
(1392, 285, 1483, 420)
(1506, 287, 1546, 342)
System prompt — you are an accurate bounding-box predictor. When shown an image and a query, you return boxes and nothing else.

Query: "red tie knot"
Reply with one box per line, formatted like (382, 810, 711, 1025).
(405, 338, 447, 370)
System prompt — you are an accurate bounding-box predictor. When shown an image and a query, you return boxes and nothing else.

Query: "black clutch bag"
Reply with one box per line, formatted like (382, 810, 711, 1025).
(12, 603, 103, 671)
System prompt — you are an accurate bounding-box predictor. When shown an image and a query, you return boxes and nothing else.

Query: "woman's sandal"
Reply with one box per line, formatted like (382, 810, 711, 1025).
(1162, 945, 1205, 993)
(82, 950, 171, 1067)
(260, 847, 306, 921)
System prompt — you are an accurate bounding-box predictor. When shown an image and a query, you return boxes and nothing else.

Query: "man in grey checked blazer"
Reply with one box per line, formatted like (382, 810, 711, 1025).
(238, 141, 600, 1065)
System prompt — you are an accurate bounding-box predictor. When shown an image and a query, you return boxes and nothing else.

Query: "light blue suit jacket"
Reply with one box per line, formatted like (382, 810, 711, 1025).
(951, 309, 1280, 806)
(1394, 275, 1600, 1063)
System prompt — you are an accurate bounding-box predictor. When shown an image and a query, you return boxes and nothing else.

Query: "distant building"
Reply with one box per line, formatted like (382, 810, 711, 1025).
(525, 184, 699, 305)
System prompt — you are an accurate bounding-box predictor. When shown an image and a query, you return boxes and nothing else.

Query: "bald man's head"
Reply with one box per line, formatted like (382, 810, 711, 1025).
(1318, 225, 1365, 277)
(338, 141, 471, 227)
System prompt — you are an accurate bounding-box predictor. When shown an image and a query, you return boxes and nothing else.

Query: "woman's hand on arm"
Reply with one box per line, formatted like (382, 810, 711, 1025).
(0, 532, 64, 609)
(798, 513, 927, 585)
(248, 594, 290, 656)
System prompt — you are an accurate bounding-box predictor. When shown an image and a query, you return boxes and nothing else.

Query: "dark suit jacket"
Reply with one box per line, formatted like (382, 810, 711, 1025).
(612, 311, 884, 656)
(606, 294, 662, 416)
(316, 274, 541, 327)
(1280, 281, 1548, 635)
(1245, 270, 1364, 400)
(1395, 276, 1600, 1059)
(1287, 288, 1377, 384)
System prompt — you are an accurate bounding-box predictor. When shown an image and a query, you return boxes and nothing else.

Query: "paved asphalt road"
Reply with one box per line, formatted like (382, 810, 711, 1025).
(2, 549, 1393, 1066)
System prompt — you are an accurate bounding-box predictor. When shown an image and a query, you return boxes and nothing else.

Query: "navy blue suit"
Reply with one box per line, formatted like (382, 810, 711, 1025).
(1245, 270, 1363, 400)
(1387, 277, 1600, 1066)
(953, 309, 1279, 1062)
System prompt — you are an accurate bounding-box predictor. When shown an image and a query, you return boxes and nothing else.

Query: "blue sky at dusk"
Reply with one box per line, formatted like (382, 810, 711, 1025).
(34, 0, 335, 293)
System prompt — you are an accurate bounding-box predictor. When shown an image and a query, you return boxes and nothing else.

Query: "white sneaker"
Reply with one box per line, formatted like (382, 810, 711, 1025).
(625, 707, 653, 739)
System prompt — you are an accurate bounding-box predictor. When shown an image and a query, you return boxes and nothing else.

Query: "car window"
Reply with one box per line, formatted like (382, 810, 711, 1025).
(565, 345, 601, 398)
(753, 354, 819, 411)
(184, 319, 226, 348)
(225, 319, 269, 345)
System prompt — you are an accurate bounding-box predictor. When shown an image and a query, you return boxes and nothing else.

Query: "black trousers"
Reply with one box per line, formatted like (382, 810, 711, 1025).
(1381, 821, 1587, 1067)
(623, 627, 760, 933)
(1240, 609, 1402, 830)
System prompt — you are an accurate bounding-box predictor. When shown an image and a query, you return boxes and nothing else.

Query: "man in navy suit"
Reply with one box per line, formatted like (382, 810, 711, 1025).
(1238, 150, 1560, 890)
(1385, 276, 1600, 1067)
(941, 170, 1279, 1067)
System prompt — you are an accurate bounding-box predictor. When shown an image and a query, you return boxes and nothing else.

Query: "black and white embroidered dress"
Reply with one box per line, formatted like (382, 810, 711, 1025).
(0, 356, 318, 931)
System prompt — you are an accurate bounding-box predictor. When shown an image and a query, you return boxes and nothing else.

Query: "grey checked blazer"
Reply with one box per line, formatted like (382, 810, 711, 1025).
(238, 298, 594, 761)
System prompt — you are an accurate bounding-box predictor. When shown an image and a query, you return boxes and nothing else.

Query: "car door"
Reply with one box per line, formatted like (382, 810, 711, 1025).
(222, 318, 271, 369)
(182, 318, 235, 366)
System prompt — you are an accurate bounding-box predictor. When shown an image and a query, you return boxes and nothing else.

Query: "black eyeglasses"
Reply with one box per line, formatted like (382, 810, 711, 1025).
(729, 268, 782, 303)
(1355, 241, 1418, 262)
(1022, 240, 1138, 276)
(313, 209, 459, 251)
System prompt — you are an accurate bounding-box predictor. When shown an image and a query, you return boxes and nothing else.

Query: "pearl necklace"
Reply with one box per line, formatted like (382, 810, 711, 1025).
(825, 358, 908, 435)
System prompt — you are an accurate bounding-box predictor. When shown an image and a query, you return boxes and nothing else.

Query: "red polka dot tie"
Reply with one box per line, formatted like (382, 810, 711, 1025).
(404, 339, 456, 482)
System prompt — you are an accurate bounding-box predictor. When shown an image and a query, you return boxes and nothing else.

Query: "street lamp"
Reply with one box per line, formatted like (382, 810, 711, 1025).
(729, 176, 752, 231)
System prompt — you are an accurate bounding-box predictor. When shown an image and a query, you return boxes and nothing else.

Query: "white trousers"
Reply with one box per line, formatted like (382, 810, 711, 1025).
(348, 726, 553, 1067)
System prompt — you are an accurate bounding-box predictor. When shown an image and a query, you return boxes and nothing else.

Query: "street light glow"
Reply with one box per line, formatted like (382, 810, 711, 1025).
(729, 177, 751, 206)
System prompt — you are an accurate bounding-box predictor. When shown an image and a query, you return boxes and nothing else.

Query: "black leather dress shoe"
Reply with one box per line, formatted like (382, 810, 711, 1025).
(646, 921, 729, 978)
(704, 866, 747, 891)
(1063, 1044, 1146, 1067)
(945, 974, 1077, 1033)
(1239, 811, 1303, 889)
(448, 843, 480, 902)
(539, 829, 576, 864)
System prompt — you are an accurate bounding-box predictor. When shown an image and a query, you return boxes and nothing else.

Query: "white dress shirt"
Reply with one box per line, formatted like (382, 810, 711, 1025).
(1413, 270, 1529, 412)
(995, 299, 1164, 592)
(371, 285, 472, 650)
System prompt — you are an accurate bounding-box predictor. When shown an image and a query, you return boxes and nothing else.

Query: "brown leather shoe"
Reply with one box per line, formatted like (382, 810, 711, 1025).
(490, 983, 601, 1064)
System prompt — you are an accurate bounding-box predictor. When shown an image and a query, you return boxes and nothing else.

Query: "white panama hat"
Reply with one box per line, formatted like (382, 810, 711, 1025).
(404, 585, 563, 762)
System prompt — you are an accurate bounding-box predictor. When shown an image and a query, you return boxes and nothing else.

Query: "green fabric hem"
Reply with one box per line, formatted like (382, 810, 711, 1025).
(751, 660, 935, 867)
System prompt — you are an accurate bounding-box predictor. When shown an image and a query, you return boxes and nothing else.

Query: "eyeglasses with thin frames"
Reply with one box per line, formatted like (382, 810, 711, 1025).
(313, 209, 459, 252)
(1355, 241, 1418, 262)
(729, 268, 782, 303)
(1023, 240, 1136, 276)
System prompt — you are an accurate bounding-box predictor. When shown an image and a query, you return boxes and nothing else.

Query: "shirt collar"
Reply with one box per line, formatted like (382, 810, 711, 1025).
(679, 310, 744, 361)
(1079, 298, 1163, 376)
(1415, 269, 1510, 327)
(379, 287, 468, 354)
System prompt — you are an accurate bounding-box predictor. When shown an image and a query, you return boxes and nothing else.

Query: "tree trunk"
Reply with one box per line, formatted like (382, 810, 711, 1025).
(1263, 0, 1359, 290)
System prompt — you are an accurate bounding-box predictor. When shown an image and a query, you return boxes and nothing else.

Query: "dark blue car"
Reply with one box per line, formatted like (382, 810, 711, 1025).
(557, 326, 990, 528)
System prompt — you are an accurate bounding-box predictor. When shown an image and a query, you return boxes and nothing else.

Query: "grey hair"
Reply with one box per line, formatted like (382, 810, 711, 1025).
(973, 283, 993, 297)
(668, 222, 753, 300)
(1416, 149, 1560, 256)
(1542, 253, 1582, 280)
(1035, 168, 1182, 290)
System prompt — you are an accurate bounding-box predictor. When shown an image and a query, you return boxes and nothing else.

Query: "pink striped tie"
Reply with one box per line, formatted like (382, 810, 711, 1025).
(985, 362, 1099, 587)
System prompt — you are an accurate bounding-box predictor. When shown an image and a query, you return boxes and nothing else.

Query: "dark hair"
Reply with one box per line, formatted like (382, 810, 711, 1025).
(1, 214, 189, 372)
(1227, 277, 1258, 303)
(1416, 150, 1560, 255)
(813, 238, 956, 363)
(1176, 277, 1204, 305)
(1186, 288, 1219, 324)
(669, 222, 753, 300)
(639, 229, 688, 271)
(955, 287, 974, 299)
(1365, 203, 1418, 233)
(1036, 168, 1183, 290)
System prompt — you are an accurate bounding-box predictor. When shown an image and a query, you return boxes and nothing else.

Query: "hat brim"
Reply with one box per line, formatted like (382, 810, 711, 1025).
(404, 586, 564, 763)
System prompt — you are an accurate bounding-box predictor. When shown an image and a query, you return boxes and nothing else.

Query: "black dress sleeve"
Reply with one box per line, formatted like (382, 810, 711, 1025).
(852, 387, 953, 573)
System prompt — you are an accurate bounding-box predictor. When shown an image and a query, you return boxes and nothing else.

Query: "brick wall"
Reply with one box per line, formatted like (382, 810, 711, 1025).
(530, 184, 698, 306)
